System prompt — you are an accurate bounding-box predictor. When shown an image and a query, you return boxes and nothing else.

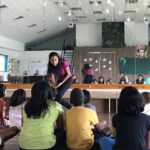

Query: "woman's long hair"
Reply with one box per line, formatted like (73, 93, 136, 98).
(47, 52, 63, 76)
(10, 89, 26, 107)
(25, 81, 54, 119)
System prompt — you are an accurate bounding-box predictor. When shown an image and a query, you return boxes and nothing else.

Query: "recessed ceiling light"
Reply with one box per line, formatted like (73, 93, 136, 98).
(106, 8, 110, 14)
(143, 0, 148, 6)
(67, 11, 72, 16)
(58, 16, 62, 21)
(127, 17, 131, 22)
(94, 1, 99, 7)
(106, 0, 111, 4)
(43, 0, 47, 7)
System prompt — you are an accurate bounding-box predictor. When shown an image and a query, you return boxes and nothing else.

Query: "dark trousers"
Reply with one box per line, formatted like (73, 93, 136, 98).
(83, 75, 93, 84)
(55, 77, 73, 109)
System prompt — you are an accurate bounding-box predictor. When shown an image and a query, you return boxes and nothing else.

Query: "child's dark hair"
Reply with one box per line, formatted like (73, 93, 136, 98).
(10, 89, 26, 107)
(25, 81, 54, 119)
(141, 92, 150, 105)
(82, 89, 91, 104)
(83, 63, 91, 70)
(70, 88, 84, 106)
(0, 84, 6, 98)
(118, 86, 144, 116)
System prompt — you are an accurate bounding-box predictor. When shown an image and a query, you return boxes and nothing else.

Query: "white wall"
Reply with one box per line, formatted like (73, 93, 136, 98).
(0, 36, 24, 80)
(20, 50, 62, 75)
(0, 35, 24, 51)
(0, 48, 21, 81)
(76, 24, 102, 47)
(125, 22, 148, 46)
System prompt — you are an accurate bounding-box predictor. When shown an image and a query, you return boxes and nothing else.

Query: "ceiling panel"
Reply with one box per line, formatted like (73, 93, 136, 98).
(0, 0, 149, 43)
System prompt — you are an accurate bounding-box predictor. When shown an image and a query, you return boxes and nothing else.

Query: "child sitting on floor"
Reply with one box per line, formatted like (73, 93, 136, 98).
(65, 88, 107, 150)
(9, 89, 26, 129)
(141, 92, 150, 115)
(0, 84, 7, 128)
(82, 89, 96, 112)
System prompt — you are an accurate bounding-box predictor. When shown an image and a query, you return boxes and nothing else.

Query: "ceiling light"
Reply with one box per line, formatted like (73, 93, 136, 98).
(106, 0, 111, 4)
(106, 8, 110, 14)
(43, 0, 47, 7)
(126, 17, 131, 22)
(94, 1, 99, 7)
(143, 0, 148, 6)
(67, 11, 72, 16)
(58, 16, 62, 21)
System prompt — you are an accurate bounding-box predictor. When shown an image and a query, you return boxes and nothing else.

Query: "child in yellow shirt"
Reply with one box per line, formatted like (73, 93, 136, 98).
(65, 88, 106, 150)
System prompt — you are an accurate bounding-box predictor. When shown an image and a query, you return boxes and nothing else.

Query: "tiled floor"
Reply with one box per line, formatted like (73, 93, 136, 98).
(2, 113, 114, 150)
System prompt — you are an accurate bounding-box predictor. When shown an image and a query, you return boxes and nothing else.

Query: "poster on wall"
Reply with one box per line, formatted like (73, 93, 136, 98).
(28, 58, 48, 74)
(136, 45, 147, 59)
(8, 58, 20, 74)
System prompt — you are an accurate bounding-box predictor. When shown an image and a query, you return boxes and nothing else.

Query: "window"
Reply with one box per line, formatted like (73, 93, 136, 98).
(0, 54, 8, 72)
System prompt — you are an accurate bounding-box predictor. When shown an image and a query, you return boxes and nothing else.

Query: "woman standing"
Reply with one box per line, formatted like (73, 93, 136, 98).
(47, 52, 73, 109)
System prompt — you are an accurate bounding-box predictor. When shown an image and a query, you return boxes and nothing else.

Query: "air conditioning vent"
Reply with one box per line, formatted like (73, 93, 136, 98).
(96, 18, 106, 21)
(70, 7, 81, 11)
(0, 5, 7, 9)
(37, 29, 46, 33)
(93, 11, 102, 14)
(124, 10, 136, 13)
(14, 16, 24, 20)
(89, 1, 101, 5)
(28, 24, 37, 28)
(126, 0, 138, 3)
(55, 1, 66, 6)
(77, 16, 87, 19)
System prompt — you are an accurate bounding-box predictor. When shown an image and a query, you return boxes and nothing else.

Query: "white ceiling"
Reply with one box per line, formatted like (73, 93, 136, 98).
(0, 0, 150, 43)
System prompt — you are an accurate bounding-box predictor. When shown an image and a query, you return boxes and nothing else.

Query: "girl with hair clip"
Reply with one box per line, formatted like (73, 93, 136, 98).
(47, 52, 73, 109)
(19, 81, 64, 150)
(9, 89, 26, 129)
(99, 86, 150, 150)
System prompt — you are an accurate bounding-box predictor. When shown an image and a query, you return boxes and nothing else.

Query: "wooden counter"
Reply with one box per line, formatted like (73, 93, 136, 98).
(4, 83, 150, 114)
(4, 83, 150, 98)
